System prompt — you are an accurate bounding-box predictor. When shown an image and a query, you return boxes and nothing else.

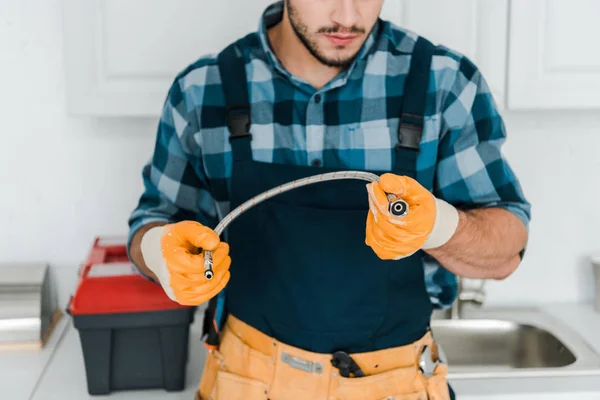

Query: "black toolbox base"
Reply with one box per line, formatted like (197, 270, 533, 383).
(72, 308, 195, 395)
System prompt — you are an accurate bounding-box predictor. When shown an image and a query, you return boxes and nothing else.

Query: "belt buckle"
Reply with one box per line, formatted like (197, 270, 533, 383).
(419, 343, 447, 378)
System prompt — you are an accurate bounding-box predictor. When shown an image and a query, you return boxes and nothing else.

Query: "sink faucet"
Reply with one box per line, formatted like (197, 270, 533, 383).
(449, 277, 486, 319)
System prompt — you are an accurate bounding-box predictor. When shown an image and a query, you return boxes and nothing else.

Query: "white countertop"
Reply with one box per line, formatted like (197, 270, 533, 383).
(448, 303, 600, 399)
(28, 315, 204, 400)
(0, 314, 69, 400)
(4, 303, 600, 400)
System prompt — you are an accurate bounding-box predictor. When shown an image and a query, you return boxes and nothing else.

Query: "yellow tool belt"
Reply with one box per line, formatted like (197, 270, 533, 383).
(196, 315, 450, 400)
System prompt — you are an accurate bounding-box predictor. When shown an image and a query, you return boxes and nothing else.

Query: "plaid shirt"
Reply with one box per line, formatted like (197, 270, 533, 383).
(128, 1, 531, 309)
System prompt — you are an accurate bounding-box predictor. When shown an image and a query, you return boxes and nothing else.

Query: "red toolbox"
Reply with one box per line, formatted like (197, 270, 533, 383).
(67, 236, 196, 395)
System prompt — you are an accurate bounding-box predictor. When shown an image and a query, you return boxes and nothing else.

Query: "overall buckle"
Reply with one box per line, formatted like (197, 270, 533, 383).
(226, 105, 252, 141)
(396, 112, 423, 150)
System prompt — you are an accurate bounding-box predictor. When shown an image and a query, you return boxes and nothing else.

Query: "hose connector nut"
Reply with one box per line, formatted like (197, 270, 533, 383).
(389, 199, 409, 218)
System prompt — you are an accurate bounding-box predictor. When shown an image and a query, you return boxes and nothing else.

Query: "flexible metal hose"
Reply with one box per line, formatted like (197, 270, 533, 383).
(202, 171, 407, 280)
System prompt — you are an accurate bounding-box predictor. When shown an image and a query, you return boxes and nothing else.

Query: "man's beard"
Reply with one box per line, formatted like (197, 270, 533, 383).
(286, 0, 366, 69)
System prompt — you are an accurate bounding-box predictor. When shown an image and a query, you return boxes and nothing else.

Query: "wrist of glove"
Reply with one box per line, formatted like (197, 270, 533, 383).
(140, 221, 230, 306)
(365, 173, 459, 260)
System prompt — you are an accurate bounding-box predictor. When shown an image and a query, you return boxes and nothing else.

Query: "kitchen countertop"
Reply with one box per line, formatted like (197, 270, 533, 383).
(8, 303, 600, 400)
(447, 303, 600, 399)
(0, 314, 69, 400)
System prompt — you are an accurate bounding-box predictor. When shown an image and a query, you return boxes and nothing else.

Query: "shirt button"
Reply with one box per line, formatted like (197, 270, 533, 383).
(314, 94, 322, 103)
(311, 159, 322, 167)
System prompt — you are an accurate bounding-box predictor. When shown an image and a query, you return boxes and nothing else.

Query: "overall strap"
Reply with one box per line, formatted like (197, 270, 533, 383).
(394, 36, 435, 172)
(217, 40, 253, 162)
(202, 288, 227, 350)
(203, 40, 253, 350)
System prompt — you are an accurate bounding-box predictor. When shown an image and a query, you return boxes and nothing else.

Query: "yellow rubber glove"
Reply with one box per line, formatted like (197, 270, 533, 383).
(365, 173, 460, 260)
(140, 221, 230, 306)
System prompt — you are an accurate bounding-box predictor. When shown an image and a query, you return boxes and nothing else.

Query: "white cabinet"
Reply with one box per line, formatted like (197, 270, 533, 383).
(382, 0, 509, 110)
(508, 0, 600, 109)
(61, 0, 274, 116)
(61, 0, 510, 117)
(66, 0, 600, 115)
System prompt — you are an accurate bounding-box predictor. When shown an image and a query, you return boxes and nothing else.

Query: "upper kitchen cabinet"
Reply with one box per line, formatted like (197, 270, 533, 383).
(61, 0, 509, 117)
(508, 0, 600, 109)
(382, 0, 509, 110)
(61, 0, 275, 116)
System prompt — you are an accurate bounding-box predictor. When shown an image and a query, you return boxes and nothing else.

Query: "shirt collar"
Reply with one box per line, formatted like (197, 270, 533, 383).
(256, 1, 383, 91)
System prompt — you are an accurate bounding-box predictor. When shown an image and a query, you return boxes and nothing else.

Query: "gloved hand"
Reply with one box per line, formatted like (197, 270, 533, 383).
(140, 221, 231, 306)
(365, 173, 460, 260)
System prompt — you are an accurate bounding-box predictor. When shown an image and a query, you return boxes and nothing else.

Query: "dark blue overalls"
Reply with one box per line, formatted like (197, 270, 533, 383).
(202, 34, 455, 399)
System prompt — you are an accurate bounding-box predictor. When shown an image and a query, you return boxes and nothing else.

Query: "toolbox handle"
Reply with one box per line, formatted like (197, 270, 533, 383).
(79, 263, 94, 280)
(85, 237, 109, 265)
(79, 237, 130, 280)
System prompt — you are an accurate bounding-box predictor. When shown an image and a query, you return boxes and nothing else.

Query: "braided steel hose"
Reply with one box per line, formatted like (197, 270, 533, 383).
(202, 171, 408, 280)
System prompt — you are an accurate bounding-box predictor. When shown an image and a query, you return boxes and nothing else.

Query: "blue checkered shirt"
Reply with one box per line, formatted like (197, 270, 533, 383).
(127, 2, 531, 309)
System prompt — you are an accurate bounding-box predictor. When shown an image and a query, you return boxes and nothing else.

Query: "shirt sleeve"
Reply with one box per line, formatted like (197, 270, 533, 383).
(424, 53, 531, 309)
(126, 77, 219, 274)
(434, 55, 531, 230)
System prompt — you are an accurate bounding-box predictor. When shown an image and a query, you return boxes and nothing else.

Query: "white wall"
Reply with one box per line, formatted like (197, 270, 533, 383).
(486, 110, 600, 306)
(2, 0, 599, 308)
(0, 0, 156, 307)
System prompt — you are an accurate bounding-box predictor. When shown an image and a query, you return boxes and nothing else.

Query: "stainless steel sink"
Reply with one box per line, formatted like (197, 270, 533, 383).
(432, 319, 575, 368)
(430, 307, 600, 380)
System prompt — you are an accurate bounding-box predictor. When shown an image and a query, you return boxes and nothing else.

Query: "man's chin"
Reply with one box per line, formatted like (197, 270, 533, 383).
(319, 52, 359, 68)
(306, 39, 362, 68)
